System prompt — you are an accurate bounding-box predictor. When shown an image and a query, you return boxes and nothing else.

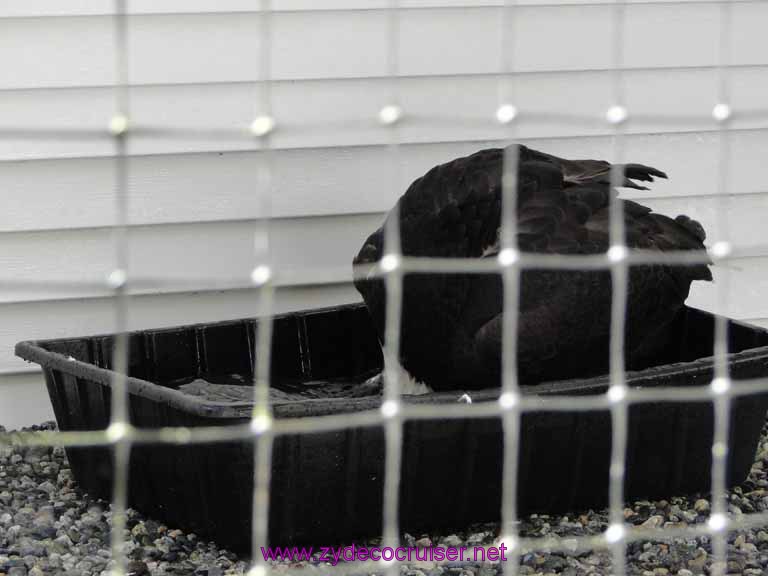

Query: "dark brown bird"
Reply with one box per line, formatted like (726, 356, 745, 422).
(353, 145, 712, 392)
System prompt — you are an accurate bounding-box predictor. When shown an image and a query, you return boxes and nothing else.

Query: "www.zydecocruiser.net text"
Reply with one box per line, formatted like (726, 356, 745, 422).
(261, 544, 511, 566)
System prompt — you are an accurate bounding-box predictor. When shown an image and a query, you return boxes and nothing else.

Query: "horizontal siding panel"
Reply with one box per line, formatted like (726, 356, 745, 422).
(0, 145, 414, 232)
(0, 4, 766, 90)
(0, 1, 745, 19)
(3, 131, 768, 232)
(4, 283, 360, 374)
(688, 256, 768, 321)
(640, 194, 768, 252)
(2, 68, 767, 161)
(0, 214, 381, 302)
(0, 0, 272, 17)
(0, 373, 54, 430)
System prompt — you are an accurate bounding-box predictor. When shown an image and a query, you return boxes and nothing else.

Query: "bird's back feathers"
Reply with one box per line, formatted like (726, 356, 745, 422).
(353, 145, 711, 390)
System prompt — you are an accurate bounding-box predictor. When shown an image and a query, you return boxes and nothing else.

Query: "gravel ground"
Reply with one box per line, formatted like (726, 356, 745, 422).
(3, 422, 768, 576)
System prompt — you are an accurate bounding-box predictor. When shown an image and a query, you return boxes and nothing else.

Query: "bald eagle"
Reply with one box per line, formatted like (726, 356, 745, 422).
(352, 145, 712, 392)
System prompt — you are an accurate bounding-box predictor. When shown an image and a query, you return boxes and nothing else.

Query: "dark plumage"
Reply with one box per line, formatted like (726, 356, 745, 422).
(353, 145, 712, 391)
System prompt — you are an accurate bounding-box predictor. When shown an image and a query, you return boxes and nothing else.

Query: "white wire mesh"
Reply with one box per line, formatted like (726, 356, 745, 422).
(0, 1, 765, 575)
(248, 3, 277, 575)
(709, 3, 736, 575)
(107, 2, 131, 573)
(606, 2, 629, 574)
(380, 4, 405, 576)
(498, 4, 522, 576)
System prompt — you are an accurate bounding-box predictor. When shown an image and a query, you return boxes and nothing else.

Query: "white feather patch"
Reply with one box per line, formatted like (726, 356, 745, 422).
(480, 228, 502, 257)
(400, 369, 433, 395)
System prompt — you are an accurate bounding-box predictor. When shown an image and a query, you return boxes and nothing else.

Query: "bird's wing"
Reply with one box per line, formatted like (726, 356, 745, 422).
(392, 144, 709, 267)
(521, 146, 668, 190)
(397, 148, 579, 258)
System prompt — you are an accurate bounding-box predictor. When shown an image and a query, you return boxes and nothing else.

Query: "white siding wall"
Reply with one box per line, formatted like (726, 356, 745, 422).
(2, 1, 767, 428)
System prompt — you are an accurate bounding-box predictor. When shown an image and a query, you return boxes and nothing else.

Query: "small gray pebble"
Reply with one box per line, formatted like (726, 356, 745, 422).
(641, 515, 665, 529)
(441, 534, 463, 547)
(694, 499, 710, 513)
(680, 510, 698, 523)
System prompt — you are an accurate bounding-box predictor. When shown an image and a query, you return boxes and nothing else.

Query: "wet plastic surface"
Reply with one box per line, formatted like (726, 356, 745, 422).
(15, 304, 768, 550)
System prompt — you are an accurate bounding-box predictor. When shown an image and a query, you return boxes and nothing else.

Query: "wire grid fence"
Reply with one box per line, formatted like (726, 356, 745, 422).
(1, 1, 768, 575)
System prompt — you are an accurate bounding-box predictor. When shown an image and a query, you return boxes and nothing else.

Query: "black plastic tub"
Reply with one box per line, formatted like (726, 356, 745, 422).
(14, 303, 768, 551)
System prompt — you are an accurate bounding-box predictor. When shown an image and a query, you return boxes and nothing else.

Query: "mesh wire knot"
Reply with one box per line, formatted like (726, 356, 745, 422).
(109, 114, 129, 136)
(712, 103, 732, 123)
(250, 115, 276, 137)
(379, 104, 403, 126)
(606, 105, 629, 125)
(498, 248, 519, 267)
(381, 399, 400, 419)
(708, 513, 728, 532)
(496, 104, 518, 125)
(380, 254, 401, 272)
(251, 265, 272, 286)
(498, 391, 519, 410)
(106, 269, 127, 290)
(605, 523, 626, 544)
